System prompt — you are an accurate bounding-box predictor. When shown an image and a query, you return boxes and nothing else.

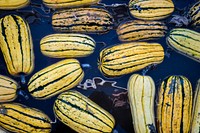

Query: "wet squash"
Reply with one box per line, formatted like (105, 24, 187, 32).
(43, 0, 100, 9)
(98, 42, 164, 77)
(117, 20, 167, 42)
(128, 74, 156, 133)
(0, 0, 29, 10)
(0, 15, 34, 77)
(0, 103, 51, 133)
(166, 28, 200, 63)
(40, 33, 96, 58)
(28, 59, 84, 100)
(189, 1, 200, 28)
(0, 75, 18, 102)
(54, 90, 115, 133)
(129, 0, 174, 20)
(191, 79, 200, 133)
(157, 75, 192, 133)
(52, 8, 114, 34)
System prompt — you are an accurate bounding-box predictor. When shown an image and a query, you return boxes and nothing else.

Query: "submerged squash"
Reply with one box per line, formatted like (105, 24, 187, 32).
(157, 75, 192, 133)
(166, 28, 200, 63)
(40, 33, 96, 58)
(0, 15, 34, 77)
(98, 42, 164, 77)
(128, 74, 156, 133)
(54, 90, 115, 133)
(129, 0, 174, 20)
(191, 79, 200, 133)
(189, 1, 200, 28)
(117, 20, 167, 42)
(0, 103, 51, 133)
(0, 0, 29, 10)
(28, 59, 84, 100)
(43, 0, 100, 9)
(0, 75, 18, 102)
(52, 8, 114, 34)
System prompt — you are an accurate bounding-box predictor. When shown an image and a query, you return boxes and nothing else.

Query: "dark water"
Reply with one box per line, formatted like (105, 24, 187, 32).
(0, 0, 200, 133)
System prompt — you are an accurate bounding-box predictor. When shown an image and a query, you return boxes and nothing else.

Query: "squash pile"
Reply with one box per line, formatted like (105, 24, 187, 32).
(0, 0, 199, 133)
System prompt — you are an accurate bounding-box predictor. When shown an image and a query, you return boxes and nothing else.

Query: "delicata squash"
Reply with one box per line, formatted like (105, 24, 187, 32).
(54, 90, 115, 133)
(128, 74, 156, 133)
(191, 79, 200, 133)
(43, 0, 100, 9)
(157, 75, 192, 133)
(40, 33, 96, 58)
(0, 0, 29, 10)
(98, 42, 164, 77)
(52, 8, 114, 34)
(28, 59, 84, 100)
(0, 75, 18, 103)
(0, 103, 52, 133)
(0, 15, 34, 81)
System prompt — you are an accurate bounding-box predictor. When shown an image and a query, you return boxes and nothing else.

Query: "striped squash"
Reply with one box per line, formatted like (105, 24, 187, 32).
(191, 79, 200, 133)
(0, 103, 51, 133)
(52, 8, 114, 34)
(40, 33, 96, 58)
(28, 59, 84, 100)
(166, 28, 200, 63)
(54, 90, 115, 133)
(0, 75, 18, 103)
(189, 1, 200, 28)
(157, 75, 192, 133)
(128, 74, 156, 133)
(0, 0, 29, 10)
(43, 0, 100, 9)
(117, 20, 167, 42)
(98, 42, 164, 77)
(129, 0, 174, 20)
(0, 15, 34, 77)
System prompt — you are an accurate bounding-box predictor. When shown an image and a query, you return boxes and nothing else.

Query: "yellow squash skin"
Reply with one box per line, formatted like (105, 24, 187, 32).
(0, 75, 18, 102)
(52, 8, 113, 34)
(0, 15, 34, 77)
(43, 0, 100, 9)
(129, 0, 174, 20)
(191, 79, 200, 133)
(54, 90, 115, 133)
(40, 33, 96, 58)
(98, 42, 164, 77)
(189, 1, 200, 28)
(166, 28, 200, 63)
(28, 59, 84, 100)
(128, 74, 156, 133)
(117, 20, 167, 42)
(157, 76, 192, 133)
(0, 0, 29, 10)
(0, 103, 51, 133)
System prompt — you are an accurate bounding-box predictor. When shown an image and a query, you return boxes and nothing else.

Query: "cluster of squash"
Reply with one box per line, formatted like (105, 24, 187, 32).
(0, 0, 199, 133)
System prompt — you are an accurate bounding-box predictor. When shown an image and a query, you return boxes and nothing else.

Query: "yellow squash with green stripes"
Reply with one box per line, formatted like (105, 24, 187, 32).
(52, 8, 114, 34)
(28, 59, 84, 100)
(157, 75, 192, 133)
(191, 79, 200, 133)
(98, 42, 164, 77)
(117, 20, 167, 42)
(129, 0, 174, 20)
(40, 34, 96, 58)
(0, 75, 18, 102)
(128, 74, 156, 133)
(166, 28, 200, 63)
(43, 0, 100, 9)
(54, 90, 115, 133)
(0, 103, 51, 133)
(0, 15, 34, 77)
(0, 0, 29, 10)
(189, 1, 200, 28)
